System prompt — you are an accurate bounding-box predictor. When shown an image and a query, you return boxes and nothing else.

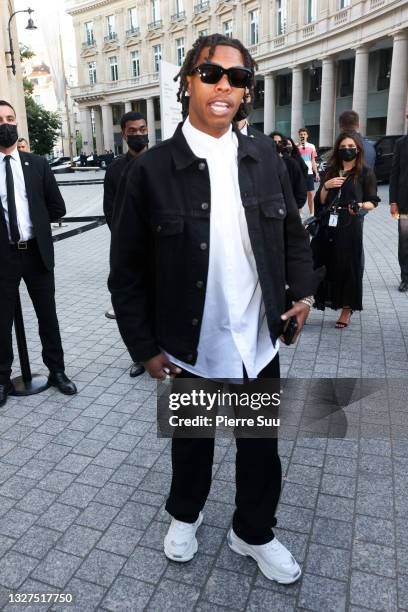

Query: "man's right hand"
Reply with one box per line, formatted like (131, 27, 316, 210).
(143, 353, 182, 380)
(390, 203, 400, 219)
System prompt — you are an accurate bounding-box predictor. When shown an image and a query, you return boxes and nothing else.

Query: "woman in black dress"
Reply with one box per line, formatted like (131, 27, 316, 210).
(312, 131, 378, 328)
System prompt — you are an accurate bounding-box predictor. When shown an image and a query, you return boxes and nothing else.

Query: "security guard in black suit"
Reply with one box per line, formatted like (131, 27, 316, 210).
(103, 110, 149, 378)
(0, 100, 76, 407)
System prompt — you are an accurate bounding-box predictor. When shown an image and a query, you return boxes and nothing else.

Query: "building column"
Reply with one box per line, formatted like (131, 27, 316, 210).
(101, 103, 114, 152)
(352, 45, 369, 136)
(94, 107, 103, 154)
(319, 56, 336, 147)
(386, 30, 408, 135)
(263, 73, 276, 135)
(80, 107, 93, 154)
(122, 102, 133, 152)
(146, 97, 156, 146)
(291, 66, 304, 140)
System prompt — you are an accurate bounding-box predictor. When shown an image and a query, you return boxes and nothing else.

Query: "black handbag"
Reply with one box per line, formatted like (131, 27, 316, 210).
(303, 215, 320, 237)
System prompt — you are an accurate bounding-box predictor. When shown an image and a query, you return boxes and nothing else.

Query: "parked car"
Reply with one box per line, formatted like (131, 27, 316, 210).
(96, 152, 115, 168)
(51, 162, 74, 174)
(48, 156, 71, 168)
(374, 135, 403, 183)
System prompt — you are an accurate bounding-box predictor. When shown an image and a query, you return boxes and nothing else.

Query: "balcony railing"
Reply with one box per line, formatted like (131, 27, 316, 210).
(148, 19, 162, 30)
(273, 35, 286, 48)
(126, 26, 140, 37)
(302, 24, 315, 38)
(104, 32, 117, 42)
(371, 0, 385, 7)
(194, 1, 210, 14)
(333, 8, 349, 26)
(171, 10, 186, 22)
(82, 39, 95, 48)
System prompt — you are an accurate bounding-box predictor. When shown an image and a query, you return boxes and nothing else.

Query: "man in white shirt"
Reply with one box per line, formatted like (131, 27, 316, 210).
(0, 100, 76, 406)
(110, 35, 319, 583)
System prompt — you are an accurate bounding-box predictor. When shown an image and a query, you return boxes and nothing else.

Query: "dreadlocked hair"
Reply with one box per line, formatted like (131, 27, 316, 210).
(174, 33, 258, 118)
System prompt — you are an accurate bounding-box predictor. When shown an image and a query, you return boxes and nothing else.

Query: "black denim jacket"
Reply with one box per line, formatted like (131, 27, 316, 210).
(108, 123, 322, 365)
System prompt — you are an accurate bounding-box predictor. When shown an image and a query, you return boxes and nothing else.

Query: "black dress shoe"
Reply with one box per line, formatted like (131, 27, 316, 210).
(0, 382, 13, 408)
(398, 281, 408, 292)
(48, 372, 77, 395)
(129, 363, 145, 378)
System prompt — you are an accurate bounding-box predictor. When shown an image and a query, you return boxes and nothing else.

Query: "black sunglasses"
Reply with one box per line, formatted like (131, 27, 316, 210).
(190, 62, 253, 89)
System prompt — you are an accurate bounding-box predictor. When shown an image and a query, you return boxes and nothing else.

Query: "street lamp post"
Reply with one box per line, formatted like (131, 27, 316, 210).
(5, 7, 37, 76)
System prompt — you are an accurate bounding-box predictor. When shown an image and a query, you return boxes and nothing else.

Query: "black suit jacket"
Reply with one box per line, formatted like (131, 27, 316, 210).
(103, 152, 132, 229)
(0, 151, 66, 271)
(389, 135, 408, 214)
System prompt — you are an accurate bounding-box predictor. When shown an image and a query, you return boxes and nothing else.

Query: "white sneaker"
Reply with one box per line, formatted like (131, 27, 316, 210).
(164, 512, 203, 562)
(227, 528, 302, 584)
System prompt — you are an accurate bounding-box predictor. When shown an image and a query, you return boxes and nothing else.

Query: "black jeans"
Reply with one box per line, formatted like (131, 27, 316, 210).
(0, 240, 64, 384)
(165, 354, 281, 545)
(399, 218, 408, 282)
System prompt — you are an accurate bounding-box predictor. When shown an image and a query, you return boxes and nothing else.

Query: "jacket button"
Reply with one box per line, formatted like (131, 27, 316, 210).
(201, 202, 209, 210)
(198, 162, 206, 170)
(156, 225, 162, 232)
(200, 242, 207, 250)
(196, 280, 203, 288)
(186, 354, 194, 362)
(192, 318, 199, 326)
(278, 208, 285, 215)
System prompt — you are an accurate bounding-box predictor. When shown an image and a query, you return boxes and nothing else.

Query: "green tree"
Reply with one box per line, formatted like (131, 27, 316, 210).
(25, 95, 61, 156)
(19, 43, 35, 62)
(23, 77, 33, 95)
(76, 131, 83, 154)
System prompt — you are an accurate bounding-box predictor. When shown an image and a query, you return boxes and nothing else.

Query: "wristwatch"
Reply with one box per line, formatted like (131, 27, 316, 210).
(299, 295, 314, 308)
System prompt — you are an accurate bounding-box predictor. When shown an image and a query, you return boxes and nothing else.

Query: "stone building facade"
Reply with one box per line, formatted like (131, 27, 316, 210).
(1, 0, 29, 141)
(66, 0, 408, 153)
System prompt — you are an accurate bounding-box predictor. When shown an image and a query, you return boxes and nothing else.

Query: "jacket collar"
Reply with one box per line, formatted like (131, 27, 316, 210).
(170, 120, 260, 170)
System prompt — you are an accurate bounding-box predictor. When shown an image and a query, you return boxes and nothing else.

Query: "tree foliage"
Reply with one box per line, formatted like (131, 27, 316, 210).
(23, 77, 34, 94)
(19, 43, 35, 62)
(25, 95, 61, 156)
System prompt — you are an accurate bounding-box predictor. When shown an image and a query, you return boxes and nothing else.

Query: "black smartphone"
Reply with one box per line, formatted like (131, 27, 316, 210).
(283, 317, 298, 345)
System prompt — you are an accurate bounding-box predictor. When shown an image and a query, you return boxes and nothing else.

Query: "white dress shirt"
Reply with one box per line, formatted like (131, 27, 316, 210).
(240, 121, 249, 136)
(165, 117, 278, 379)
(0, 146, 34, 242)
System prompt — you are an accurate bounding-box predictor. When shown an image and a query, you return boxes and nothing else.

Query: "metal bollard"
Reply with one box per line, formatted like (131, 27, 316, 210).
(11, 293, 49, 396)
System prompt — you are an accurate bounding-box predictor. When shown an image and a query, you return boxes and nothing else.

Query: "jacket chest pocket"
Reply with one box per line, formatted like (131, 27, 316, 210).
(152, 216, 184, 236)
(259, 194, 287, 220)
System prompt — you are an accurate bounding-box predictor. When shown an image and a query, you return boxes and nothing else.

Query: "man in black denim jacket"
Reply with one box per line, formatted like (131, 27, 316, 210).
(109, 34, 321, 583)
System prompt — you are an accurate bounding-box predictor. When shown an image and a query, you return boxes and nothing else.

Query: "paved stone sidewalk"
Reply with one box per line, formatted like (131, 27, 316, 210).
(0, 185, 407, 611)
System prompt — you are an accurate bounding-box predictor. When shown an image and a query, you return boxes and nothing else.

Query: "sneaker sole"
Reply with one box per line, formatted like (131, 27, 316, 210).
(164, 513, 203, 563)
(227, 530, 302, 585)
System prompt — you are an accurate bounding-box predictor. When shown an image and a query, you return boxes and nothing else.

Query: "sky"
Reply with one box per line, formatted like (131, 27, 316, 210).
(15, 0, 77, 85)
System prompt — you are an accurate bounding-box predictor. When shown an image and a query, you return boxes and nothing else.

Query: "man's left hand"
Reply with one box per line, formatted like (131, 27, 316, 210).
(279, 302, 311, 344)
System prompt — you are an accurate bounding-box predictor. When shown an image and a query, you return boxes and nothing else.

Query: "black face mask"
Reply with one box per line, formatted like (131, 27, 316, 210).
(127, 134, 148, 153)
(234, 100, 251, 123)
(276, 142, 285, 154)
(0, 123, 18, 148)
(339, 148, 357, 162)
(285, 146, 293, 154)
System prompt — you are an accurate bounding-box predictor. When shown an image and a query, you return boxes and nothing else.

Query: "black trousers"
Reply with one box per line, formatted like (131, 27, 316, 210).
(165, 354, 281, 545)
(399, 218, 408, 283)
(0, 240, 64, 384)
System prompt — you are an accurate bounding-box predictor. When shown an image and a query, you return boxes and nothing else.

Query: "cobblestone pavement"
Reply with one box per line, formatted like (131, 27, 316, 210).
(0, 183, 407, 611)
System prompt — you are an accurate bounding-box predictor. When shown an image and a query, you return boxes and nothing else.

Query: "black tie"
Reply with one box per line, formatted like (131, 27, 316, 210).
(4, 155, 20, 243)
